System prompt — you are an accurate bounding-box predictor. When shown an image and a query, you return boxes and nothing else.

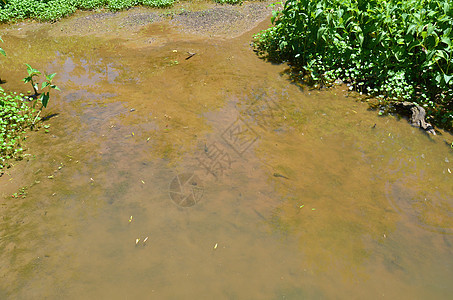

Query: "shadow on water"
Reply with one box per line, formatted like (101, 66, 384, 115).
(0, 3, 452, 299)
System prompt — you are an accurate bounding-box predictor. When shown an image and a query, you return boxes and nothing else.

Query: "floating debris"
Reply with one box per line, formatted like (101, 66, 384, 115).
(214, 243, 218, 250)
(135, 238, 140, 245)
(143, 237, 149, 245)
(273, 173, 289, 179)
(186, 52, 196, 60)
(129, 216, 133, 223)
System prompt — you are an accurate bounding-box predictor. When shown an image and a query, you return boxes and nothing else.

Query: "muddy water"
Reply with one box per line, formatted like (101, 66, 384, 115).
(1, 6, 453, 300)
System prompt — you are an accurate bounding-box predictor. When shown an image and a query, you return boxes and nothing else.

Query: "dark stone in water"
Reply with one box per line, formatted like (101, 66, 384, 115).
(392, 101, 436, 135)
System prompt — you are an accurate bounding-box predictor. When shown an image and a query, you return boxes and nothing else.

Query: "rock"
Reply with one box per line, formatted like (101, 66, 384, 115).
(392, 101, 436, 135)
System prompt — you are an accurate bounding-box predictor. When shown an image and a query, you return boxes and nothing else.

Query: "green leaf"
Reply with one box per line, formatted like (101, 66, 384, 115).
(435, 50, 448, 61)
(441, 36, 451, 48)
(25, 63, 40, 76)
(407, 24, 417, 35)
(42, 82, 49, 89)
(0, 48, 5, 57)
(427, 23, 435, 36)
(46, 73, 57, 81)
(40, 93, 50, 108)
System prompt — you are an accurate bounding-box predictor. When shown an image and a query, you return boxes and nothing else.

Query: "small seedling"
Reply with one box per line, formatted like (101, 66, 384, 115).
(22, 64, 60, 126)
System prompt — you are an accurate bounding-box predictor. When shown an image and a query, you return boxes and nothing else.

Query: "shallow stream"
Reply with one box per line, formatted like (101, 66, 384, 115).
(0, 4, 452, 299)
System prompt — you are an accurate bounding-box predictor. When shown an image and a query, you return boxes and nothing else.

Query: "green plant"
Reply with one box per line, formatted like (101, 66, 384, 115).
(107, 0, 136, 11)
(0, 37, 5, 57)
(0, 0, 178, 22)
(11, 186, 28, 198)
(23, 63, 40, 96)
(78, 0, 108, 10)
(254, 0, 453, 130)
(0, 87, 35, 171)
(23, 64, 60, 108)
(1, 66, 59, 171)
(22, 64, 60, 129)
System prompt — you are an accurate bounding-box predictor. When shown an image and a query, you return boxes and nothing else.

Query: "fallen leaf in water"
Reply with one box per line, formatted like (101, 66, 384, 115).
(129, 216, 133, 223)
(312, 208, 316, 211)
(143, 237, 149, 244)
(299, 205, 304, 208)
(214, 243, 218, 250)
(448, 168, 451, 174)
(135, 238, 140, 245)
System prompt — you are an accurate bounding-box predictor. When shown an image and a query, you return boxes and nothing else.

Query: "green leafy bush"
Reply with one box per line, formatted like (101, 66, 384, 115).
(0, 0, 79, 21)
(78, 0, 108, 10)
(254, 0, 453, 129)
(107, 0, 136, 11)
(0, 0, 177, 21)
(140, 0, 174, 8)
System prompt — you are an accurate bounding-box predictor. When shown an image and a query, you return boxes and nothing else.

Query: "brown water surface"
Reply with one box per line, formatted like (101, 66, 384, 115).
(0, 4, 452, 299)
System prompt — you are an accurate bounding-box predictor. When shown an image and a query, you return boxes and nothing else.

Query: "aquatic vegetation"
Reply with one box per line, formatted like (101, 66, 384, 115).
(0, 87, 34, 171)
(0, 0, 174, 21)
(23, 64, 60, 111)
(0, 62, 60, 172)
(254, 0, 453, 130)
